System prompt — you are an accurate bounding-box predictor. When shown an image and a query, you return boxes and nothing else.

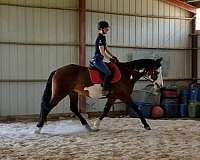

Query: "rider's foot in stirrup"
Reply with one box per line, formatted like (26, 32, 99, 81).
(102, 90, 109, 96)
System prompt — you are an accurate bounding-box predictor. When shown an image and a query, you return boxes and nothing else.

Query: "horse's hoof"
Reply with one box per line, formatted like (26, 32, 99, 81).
(34, 127, 42, 134)
(84, 124, 93, 132)
(84, 124, 99, 132)
(144, 125, 151, 130)
(93, 119, 101, 131)
(92, 128, 100, 132)
(37, 122, 44, 128)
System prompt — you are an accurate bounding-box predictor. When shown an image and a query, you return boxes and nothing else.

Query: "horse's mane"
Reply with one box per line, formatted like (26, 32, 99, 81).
(118, 59, 156, 70)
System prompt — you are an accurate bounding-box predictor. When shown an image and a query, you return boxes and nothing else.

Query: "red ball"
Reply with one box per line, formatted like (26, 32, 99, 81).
(151, 106, 164, 118)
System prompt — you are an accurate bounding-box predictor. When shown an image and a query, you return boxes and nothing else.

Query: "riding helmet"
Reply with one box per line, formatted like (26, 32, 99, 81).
(97, 21, 109, 30)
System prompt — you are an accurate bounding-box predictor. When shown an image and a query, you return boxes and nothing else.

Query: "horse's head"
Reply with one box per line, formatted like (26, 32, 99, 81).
(124, 58, 163, 88)
(142, 58, 163, 88)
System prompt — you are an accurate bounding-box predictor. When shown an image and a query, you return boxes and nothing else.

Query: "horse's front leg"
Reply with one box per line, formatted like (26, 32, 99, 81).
(93, 98, 116, 130)
(129, 101, 151, 130)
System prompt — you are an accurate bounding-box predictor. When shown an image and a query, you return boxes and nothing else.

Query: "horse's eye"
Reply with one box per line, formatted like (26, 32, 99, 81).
(154, 71, 159, 74)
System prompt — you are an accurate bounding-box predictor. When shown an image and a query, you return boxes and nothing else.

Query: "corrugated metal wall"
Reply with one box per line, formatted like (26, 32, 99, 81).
(0, 0, 79, 116)
(0, 0, 194, 116)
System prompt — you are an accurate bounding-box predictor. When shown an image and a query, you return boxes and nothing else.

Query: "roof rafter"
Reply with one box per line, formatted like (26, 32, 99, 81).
(161, 0, 196, 13)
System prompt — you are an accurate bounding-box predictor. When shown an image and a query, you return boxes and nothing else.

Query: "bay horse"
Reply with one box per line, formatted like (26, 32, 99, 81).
(35, 58, 163, 133)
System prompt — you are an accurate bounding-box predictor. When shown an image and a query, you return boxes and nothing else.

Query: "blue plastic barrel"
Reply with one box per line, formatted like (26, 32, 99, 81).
(198, 88, 200, 101)
(188, 102, 200, 118)
(161, 99, 178, 118)
(190, 88, 199, 102)
(181, 89, 190, 97)
(179, 104, 188, 117)
(180, 89, 190, 105)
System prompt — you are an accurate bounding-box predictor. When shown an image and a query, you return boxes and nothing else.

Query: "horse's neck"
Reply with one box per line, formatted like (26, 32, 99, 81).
(129, 61, 146, 70)
(119, 62, 145, 78)
(118, 63, 145, 85)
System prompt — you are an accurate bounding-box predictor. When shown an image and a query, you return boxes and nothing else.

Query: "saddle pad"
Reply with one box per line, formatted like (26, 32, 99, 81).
(89, 62, 121, 84)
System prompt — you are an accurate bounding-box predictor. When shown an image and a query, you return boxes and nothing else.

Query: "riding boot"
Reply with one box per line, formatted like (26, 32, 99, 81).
(102, 82, 111, 96)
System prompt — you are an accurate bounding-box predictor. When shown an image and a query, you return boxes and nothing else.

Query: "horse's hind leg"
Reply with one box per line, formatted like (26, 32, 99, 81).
(36, 83, 68, 132)
(35, 93, 67, 133)
(69, 91, 91, 130)
(36, 71, 55, 131)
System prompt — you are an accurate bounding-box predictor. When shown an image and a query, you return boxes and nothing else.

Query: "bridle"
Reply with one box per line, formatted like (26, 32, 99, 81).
(143, 73, 154, 83)
(119, 63, 162, 88)
(143, 67, 163, 88)
(143, 69, 158, 82)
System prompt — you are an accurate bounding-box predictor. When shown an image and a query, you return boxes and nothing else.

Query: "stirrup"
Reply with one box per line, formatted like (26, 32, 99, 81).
(102, 90, 109, 96)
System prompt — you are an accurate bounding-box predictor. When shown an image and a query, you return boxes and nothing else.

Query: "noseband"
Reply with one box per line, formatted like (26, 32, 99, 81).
(143, 73, 154, 82)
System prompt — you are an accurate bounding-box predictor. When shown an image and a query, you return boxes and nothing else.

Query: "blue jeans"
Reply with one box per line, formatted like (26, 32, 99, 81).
(91, 55, 112, 90)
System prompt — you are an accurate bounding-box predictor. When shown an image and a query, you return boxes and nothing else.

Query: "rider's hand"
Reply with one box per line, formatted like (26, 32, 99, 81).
(110, 58, 116, 63)
(110, 56, 119, 63)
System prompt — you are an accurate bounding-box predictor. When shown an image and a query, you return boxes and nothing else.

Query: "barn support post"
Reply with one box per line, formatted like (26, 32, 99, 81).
(192, 13, 198, 82)
(79, 0, 86, 112)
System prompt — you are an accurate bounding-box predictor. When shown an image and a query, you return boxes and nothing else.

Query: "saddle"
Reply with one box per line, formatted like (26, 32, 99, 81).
(88, 62, 121, 84)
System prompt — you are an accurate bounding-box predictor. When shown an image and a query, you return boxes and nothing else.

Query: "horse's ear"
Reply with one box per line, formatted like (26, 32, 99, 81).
(155, 57, 162, 68)
(156, 57, 163, 63)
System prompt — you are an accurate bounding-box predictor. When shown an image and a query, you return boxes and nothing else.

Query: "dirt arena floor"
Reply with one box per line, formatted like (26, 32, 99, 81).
(0, 117, 200, 160)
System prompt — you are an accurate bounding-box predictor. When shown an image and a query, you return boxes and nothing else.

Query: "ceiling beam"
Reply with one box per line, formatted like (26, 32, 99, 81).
(187, 0, 200, 2)
(161, 0, 196, 13)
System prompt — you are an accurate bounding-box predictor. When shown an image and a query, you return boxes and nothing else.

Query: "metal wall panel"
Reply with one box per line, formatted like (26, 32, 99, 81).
(0, 1, 79, 116)
(0, 45, 78, 116)
(0, 45, 79, 80)
(0, 5, 79, 43)
(0, 0, 78, 9)
(86, 12, 192, 49)
(0, 82, 71, 116)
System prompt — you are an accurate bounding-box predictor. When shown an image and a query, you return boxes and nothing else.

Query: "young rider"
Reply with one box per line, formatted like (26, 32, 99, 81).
(91, 21, 119, 95)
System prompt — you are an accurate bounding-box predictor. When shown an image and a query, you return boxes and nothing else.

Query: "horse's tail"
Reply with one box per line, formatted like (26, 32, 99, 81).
(37, 71, 56, 128)
(42, 70, 56, 106)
